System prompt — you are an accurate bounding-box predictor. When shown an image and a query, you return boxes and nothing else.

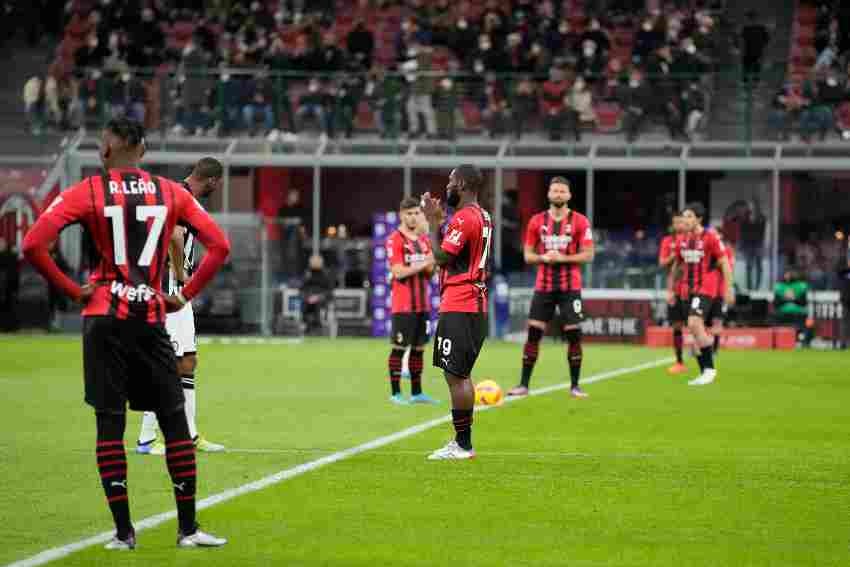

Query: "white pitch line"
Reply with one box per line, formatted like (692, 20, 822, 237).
(5, 357, 669, 567)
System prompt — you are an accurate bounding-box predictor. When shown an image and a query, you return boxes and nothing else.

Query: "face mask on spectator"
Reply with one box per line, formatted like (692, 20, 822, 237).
(142, 9, 153, 22)
(629, 78, 639, 87)
(274, 11, 284, 23)
(441, 78, 453, 90)
(474, 60, 484, 73)
(559, 22, 569, 34)
(402, 21, 412, 32)
(89, 36, 98, 48)
(686, 44, 696, 55)
(121, 72, 131, 82)
(531, 43, 541, 55)
(583, 45, 596, 58)
(590, 20, 600, 31)
(480, 40, 491, 51)
(827, 76, 838, 86)
(309, 82, 319, 92)
(407, 47, 418, 58)
(575, 79, 586, 91)
(643, 21, 652, 32)
(458, 19, 468, 30)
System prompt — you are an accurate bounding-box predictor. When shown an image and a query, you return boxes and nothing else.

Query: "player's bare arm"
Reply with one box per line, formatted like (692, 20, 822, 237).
(524, 244, 549, 265)
(169, 227, 187, 283)
(666, 260, 681, 305)
(719, 256, 735, 306)
(391, 257, 434, 281)
(659, 252, 675, 268)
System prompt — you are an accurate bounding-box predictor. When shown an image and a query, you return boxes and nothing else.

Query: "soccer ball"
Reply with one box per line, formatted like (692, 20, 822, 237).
(474, 380, 504, 406)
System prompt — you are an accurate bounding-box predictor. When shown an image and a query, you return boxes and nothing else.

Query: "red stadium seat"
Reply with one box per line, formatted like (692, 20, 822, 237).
(835, 102, 850, 131)
(594, 102, 623, 133)
(354, 101, 375, 130)
(461, 101, 482, 129)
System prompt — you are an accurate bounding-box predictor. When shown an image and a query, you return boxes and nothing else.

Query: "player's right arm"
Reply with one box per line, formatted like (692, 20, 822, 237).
(658, 236, 675, 268)
(22, 183, 91, 303)
(170, 184, 231, 310)
(523, 216, 547, 265)
(387, 234, 433, 280)
(169, 227, 187, 283)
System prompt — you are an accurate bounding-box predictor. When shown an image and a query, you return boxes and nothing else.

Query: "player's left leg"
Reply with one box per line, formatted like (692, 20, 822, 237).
(180, 353, 224, 453)
(686, 295, 716, 385)
(409, 314, 438, 404)
(561, 293, 588, 398)
(427, 371, 476, 460)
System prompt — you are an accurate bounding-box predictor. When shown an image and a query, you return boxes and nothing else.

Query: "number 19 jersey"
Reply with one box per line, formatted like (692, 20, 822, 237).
(439, 203, 492, 313)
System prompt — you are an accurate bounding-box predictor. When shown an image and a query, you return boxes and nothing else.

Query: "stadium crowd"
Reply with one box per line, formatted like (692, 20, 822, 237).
(23, 0, 730, 141)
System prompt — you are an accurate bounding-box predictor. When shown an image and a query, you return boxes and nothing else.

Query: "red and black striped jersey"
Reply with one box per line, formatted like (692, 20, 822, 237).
(22, 168, 230, 323)
(713, 244, 735, 299)
(386, 229, 432, 313)
(674, 228, 726, 299)
(439, 203, 492, 313)
(525, 210, 593, 292)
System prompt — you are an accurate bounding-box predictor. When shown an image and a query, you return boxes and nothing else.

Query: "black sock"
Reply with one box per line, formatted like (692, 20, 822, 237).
(451, 409, 473, 450)
(565, 328, 583, 388)
(699, 346, 715, 371)
(409, 349, 423, 396)
(673, 328, 684, 363)
(95, 411, 132, 540)
(697, 349, 705, 373)
(388, 348, 404, 396)
(158, 410, 197, 536)
(713, 334, 720, 355)
(520, 327, 543, 388)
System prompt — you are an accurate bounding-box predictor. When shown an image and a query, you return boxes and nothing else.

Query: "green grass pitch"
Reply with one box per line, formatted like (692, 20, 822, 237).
(1, 336, 849, 566)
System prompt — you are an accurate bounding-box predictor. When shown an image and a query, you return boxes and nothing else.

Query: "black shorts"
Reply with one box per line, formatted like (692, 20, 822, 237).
(668, 298, 688, 324)
(390, 312, 430, 347)
(707, 297, 727, 325)
(432, 312, 488, 379)
(687, 294, 714, 323)
(528, 291, 584, 327)
(83, 316, 184, 415)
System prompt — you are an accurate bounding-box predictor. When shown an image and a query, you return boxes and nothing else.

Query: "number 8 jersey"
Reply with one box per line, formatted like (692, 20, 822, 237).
(439, 203, 492, 313)
(30, 168, 227, 323)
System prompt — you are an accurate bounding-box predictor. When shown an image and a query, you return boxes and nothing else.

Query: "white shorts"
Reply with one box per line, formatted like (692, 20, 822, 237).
(165, 302, 196, 357)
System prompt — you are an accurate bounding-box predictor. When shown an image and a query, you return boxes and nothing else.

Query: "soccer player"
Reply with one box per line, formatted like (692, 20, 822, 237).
(385, 196, 438, 405)
(136, 158, 226, 455)
(660, 212, 689, 374)
(708, 227, 735, 355)
(22, 118, 229, 548)
(421, 165, 492, 460)
(507, 176, 594, 398)
(669, 203, 734, 386)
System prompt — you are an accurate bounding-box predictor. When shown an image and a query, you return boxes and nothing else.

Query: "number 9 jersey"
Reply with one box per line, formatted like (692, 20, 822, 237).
(25, 168, 229, 323)
(439, 203, 492, 313)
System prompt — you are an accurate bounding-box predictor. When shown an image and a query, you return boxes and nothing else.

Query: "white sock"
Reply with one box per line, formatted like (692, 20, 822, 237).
(138, 411, 158, 445)
(182, 375, 197, 440)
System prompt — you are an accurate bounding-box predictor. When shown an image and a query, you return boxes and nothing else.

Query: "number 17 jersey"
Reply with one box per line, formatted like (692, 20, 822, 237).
(439, 203, 492, 313)
(36, 168, 218, 323)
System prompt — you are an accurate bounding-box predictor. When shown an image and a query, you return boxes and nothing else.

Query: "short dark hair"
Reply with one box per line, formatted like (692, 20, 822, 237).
(684, 202, 706, 219)
(399, 196, 421, 210)
(455, 164, 484, 193)
(105, 117, 145, 147)
(549, 176, 569, 187)
(193, 157, 223, 180)
(672, 210, 683, 217)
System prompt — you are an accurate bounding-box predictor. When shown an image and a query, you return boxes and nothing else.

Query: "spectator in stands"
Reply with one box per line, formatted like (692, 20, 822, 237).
(693, 13, 716, 58)
(633, 17, 664, 63)
(434, 76, 458, 140)
(77, 69, 106, 128)
(301, 254, 334, 334)
(740, 10, 770, 84)
(769, 83, 809, 141)
(318, 30, 346, 72)
(773, 268, 811, 346)
(567, 76, 595, 142)
(242, 70, 276, 137)
(295, 77, 329, 137)
(328, 73, 361, 139)
(23, 76, 46, 134)
(509, 75, 537, 140)
(126, 7, 166, 68)
(448, 9, 477, 61)
(542, 66, 570, 141)
(404, 41, 437, 139)
(801, 71, 844, 141)
(174, 37, 212, 136)
(74, 33, 110, 70)
(396, 17, 431, 61)
(680, 81, 706, 140)
(576, 40, 606, 84)
(216, 70, 242, 136)
(544, 18, 581, 58)
(481, 0, 509, 42)
(646, 44, 684, 139)
(740, 200, 767, 291)
(618, 68, 652, 142)
(366, 66, 403, 139)
(347, 19, 375, 71)
(109, 71, 147, 125)
(0, 237, 18, 332)
(482, 74, 509, 138)
(520, 41, 551, 75)
(45, 66, 76, 131)
(581, 17, 611, 56)
(673, 37, 707, 85)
